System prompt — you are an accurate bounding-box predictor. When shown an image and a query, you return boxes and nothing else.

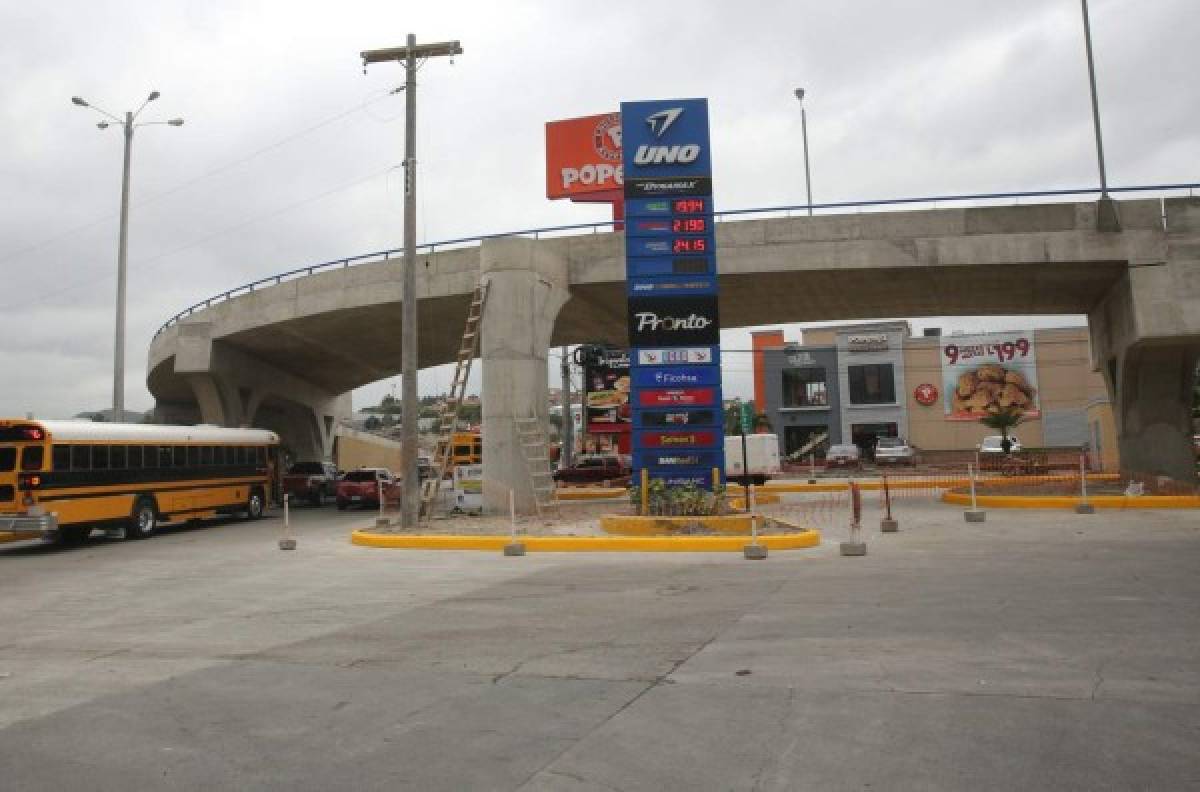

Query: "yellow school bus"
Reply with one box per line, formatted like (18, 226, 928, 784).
(0, 419, 280, 544)
(435, 431, 482, 469)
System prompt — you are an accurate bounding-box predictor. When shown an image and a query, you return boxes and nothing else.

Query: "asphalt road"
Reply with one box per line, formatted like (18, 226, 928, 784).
(1, 500, 1198, 790)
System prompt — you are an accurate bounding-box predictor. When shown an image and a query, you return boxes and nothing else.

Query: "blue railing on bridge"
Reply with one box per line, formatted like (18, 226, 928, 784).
(154, 182, 1199, 338)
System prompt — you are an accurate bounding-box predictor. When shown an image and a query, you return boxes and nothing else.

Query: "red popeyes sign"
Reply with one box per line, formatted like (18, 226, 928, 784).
(638, 388, 716, 407)
(545, 112, 623, 199)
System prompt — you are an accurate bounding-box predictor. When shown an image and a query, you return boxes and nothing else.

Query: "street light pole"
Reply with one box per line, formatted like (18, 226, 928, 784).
(1080, 0, 1108, 198)
(114, 112, 133, 419)
(362, 35, 462, 531)
(72, 91, 183, 421)
(794, 88, 813, 216)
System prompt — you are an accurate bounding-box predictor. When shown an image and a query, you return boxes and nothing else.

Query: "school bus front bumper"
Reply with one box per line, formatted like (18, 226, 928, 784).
(0, 511, 58, 537)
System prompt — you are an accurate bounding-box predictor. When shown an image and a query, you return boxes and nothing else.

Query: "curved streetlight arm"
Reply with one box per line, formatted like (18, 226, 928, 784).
(136, 118, 185, 127)
(72, 97, 124, 124)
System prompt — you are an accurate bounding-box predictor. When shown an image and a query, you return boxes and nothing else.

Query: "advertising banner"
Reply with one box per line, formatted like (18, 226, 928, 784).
(940, 331, 1040, 420)
(583, 347, 631, 434)
(545, 112, 623, 199)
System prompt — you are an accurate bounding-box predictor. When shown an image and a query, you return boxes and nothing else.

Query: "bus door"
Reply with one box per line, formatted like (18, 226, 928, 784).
(0, 424, 47, 518)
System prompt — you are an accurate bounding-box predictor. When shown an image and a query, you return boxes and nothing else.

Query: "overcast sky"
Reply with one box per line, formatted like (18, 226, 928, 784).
(2, 0, 1197, 419)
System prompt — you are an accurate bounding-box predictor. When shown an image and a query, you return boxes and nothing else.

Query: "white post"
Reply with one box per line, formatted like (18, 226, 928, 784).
(504, 488, 525, 556)
(809, 452, 816, 483)
(965, 462, 985, 522)
(1075, 452, 1095, 514)
(969, 463, 977, 510)
(378, 479, 385, 519)
(278, 494, 296, 550)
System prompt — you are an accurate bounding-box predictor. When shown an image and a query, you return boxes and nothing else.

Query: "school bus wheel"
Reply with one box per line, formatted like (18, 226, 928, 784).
(127, 497, 158, 540)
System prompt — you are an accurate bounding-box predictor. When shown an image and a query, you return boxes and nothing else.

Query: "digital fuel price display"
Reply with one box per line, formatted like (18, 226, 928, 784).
(671, 237, 708, 254)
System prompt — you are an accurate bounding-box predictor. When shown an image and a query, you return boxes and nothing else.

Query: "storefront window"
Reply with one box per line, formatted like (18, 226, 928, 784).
(848, 364, 895, 405)
(782, 367, 828, 407)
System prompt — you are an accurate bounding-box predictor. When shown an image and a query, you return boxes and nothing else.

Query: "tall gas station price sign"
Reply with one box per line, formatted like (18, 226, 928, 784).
(621, 98, 725, 488)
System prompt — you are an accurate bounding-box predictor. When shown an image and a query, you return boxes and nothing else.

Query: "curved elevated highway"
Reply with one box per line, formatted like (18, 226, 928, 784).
(148, 197, 1200, 509)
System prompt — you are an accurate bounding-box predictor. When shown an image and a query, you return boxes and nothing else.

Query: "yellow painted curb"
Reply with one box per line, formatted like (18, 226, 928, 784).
(941, 491, 1200, 509)
(351, 530, 821, 552)
(554, 487, 627, 501)
(728, 492, 782, 509)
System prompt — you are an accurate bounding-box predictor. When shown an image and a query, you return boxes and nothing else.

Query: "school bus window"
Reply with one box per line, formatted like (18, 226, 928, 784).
(172, 446, 186, 467)
(22, 446, 44, 471)
(111, 445, 127, 469)
(0, 447, 15, 472)
(186, 446, 199, 466)
(254, 446, 266, 466)
(236, 447, 248, 465)
(72, 445, 91, 470)
(53, 445, 71, 471)
(127, 446, 143, 469)
(93, 446, 110, 470)
(201, 446, 214, 466)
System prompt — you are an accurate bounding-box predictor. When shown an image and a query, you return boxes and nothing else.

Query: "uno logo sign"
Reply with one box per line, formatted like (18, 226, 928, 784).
(632, 144, 700, 166)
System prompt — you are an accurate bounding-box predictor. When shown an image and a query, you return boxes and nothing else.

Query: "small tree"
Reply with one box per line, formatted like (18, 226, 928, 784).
(980, 408, 1023, 454)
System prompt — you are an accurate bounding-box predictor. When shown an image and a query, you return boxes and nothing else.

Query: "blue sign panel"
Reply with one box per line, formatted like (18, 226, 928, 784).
(622, 97, 724, 488)
(627, 276, 718, 297)
(626, 256, 716, 278)
(632, 366, 721, 388)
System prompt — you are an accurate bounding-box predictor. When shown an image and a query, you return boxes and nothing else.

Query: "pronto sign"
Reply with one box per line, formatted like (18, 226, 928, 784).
(545, 112, 623, 199)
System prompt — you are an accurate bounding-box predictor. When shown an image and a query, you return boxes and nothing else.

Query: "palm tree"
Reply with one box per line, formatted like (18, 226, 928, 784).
(980, 408, 1023, 454)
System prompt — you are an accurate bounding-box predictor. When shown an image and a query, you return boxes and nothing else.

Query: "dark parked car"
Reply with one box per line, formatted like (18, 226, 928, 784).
(282, 461, 339, 506)
(552, 455, 632, 486)
(336, 468, 400, 510)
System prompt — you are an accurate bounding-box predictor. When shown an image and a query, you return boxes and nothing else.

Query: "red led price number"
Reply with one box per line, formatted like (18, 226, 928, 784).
(672, 237, 707, 254)
(672, 198, 706, 214)
(671, 218, 707, 234)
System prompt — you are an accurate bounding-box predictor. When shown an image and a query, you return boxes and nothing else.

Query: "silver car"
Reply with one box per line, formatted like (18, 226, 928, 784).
(874, 437, 919, 466)
(825, 443, 862, 469)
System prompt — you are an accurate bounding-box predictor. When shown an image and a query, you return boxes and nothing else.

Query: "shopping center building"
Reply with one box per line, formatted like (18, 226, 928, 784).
(751, 322, 1118, 468)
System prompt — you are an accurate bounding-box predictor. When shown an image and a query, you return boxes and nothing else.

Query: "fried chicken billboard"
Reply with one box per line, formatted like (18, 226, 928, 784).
(940, 332, 1040, 420)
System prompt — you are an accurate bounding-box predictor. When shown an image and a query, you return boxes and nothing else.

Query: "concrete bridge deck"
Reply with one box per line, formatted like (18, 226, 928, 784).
(147, 197, 1200, 507)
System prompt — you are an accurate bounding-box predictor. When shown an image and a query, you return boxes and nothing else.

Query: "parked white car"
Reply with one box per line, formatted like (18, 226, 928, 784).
(978, 435, 1022, 454)
(874, 437, 919, 466)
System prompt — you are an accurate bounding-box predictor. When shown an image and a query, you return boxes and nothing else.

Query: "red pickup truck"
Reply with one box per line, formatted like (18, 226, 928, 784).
(552, 455, 631, 487)
(282, 461, 339, 506)
(335, 468, 401, 510)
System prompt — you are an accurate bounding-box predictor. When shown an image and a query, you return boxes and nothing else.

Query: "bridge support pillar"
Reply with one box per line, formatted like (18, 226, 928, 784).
(480, 237, 571, 515)
(1089, 197, 1200, 483)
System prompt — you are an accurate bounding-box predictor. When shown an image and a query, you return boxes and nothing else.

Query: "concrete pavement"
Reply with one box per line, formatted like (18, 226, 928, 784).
(1, 500, 1198, 790)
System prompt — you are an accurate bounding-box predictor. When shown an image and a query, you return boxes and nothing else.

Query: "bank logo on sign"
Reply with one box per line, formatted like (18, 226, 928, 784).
(646, 107, 684, 138)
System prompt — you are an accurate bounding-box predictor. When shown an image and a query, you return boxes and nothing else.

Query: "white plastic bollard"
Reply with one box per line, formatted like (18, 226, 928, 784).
(504, 488, 525, 556)
(278, 494, 296, 550)
(1076, 453, 1094, 514)
(965, 462, 986, 522)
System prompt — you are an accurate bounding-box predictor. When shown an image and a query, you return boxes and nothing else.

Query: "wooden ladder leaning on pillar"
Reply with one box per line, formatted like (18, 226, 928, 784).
(419, 279, 490, 520)
(512, 412, 561, 520)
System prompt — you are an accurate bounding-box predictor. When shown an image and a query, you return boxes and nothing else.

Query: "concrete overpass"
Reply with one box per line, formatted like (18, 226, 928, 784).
(148, 196, 1200, 509)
